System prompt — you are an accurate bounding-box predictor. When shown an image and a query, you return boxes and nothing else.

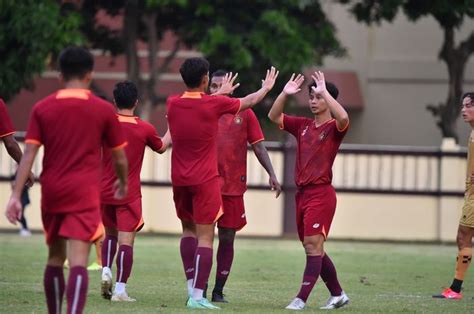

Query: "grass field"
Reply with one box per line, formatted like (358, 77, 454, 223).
(1, 234, 473, 313)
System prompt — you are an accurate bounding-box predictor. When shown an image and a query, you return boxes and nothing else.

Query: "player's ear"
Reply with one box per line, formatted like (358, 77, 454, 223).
(84, 71, 93, 84)
(202, 74, 209, 88)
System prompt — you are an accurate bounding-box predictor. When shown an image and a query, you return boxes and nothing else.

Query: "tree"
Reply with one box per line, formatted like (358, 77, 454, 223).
(78, 0, 345, 118)
(0, 1, 83, 102)
(339, 0, 474, 141)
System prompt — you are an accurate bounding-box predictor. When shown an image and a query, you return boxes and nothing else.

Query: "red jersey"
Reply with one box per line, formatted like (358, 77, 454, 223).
(166, 92, 240, 186)
(101, 114, 163, 204)
(0, 99, 15, 138)
(282, 115, 348, 187)
(25, 89, 126, 213)
(217, 109, 264, 195)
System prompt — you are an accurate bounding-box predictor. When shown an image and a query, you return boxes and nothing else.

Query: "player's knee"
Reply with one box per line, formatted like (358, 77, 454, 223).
(456, 228, 471, 249)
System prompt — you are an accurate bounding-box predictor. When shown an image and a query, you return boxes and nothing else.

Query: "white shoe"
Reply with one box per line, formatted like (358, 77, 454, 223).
(111, 292, 136, 302)
(285, 297, 306, 310)
(320, 291, 350, 310)
(19, 229, 31, 237)
(101, 269, 112, 299)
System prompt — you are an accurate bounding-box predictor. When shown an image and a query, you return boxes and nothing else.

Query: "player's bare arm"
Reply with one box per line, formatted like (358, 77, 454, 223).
(158, 128, 172, 154)
(5, 143, 39, 224)
(251, 141, 282, 198)
(111, 148, 128, 199)
(3, 135, 35, 187)
(238, 66, 279, 111)
(311, 71, 349, 130)
(268, 73, 305, 126)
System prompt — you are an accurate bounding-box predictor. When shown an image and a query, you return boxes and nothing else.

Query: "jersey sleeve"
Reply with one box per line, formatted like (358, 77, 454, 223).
(0, 99, 15, 138)
(281, 114, 305, 137)
(103, 107, 126, 150)
(333, 120, 349, 141)
(246, 110, 264, 145)
(215, 95, 241, 116)
(145, 123, 164, 152)
(25, 106, 43, 146)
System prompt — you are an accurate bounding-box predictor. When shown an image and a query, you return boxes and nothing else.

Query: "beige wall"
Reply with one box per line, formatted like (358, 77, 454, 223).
(322, 2, 474, 146)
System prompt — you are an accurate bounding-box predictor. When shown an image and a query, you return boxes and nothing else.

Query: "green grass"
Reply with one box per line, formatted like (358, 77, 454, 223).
(0, 234, 473, 313)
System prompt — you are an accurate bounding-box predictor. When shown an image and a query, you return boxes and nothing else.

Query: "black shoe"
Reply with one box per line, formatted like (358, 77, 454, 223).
(212, 291, 228, 303)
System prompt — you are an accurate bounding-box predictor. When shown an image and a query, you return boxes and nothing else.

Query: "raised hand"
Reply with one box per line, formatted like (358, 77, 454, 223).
(5, 196, 22, 224)
(214, 72, 240, 95)
(283, 73, 305, 95)
(311, 71, 327, 95)
(261, 66, 279, 92)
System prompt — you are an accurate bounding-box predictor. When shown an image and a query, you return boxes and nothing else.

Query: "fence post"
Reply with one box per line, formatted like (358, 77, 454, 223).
(282, 137, 297, 236)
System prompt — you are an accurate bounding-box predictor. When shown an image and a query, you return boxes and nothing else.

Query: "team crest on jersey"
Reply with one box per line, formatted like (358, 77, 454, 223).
(319, 131, 328, 141)
(234, 116, 242, 124)
(301, 125, 309, 136)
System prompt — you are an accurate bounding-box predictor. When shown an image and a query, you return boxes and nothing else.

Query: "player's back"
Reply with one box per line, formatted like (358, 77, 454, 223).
(166, 92, 240, 186)
(27, 89, 123, 213)
(101, 115, 162, 204)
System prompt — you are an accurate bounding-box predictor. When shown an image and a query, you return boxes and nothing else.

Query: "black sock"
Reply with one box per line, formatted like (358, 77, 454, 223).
(450, 278, 463, 293)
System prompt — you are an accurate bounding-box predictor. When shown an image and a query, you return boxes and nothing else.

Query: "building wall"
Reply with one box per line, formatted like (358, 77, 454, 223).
(322, 2, 474, 146)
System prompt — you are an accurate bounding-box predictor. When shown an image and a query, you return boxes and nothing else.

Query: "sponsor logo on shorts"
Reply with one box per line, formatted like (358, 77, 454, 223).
(312, 223, 320, 229)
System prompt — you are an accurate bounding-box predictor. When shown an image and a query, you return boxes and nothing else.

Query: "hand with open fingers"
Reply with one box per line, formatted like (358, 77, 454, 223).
(261, 66, 279, 91)
(113, 179, 128, 200)
(283, 73, 305, 95)
(269, 175, 282, 198)
(5, 196, 22, 225)
(215, 72, 240, 95)
(311, 71, 327, 95)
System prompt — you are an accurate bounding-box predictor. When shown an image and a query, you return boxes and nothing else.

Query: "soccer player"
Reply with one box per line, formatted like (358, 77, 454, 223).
(166, 57, 278, 309)
(268, 71, 350, 310)
(100, 80, 170, 302)
(433, 92, 474, 300)
(1, 99, 35, 186)
(5, 46, 128, 314)
(207, 70, 282, 302)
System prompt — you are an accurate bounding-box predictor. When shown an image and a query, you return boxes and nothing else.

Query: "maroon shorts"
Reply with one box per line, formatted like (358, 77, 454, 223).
(173, 177, 223, 224)
(295, 184, 336, 242)
(42, 208, 103, 245)
(101, 198, 144, 232)
(218, 195, 246, 231)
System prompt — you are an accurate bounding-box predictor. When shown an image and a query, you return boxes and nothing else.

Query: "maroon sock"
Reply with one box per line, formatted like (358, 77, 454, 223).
(116, 245, 133, 283)
(214, 240, 234, 294)
(101, 235, 117, 269)
(320, 254, 343, 296)
(44, 265, 65, 314)
(66, 266, 88, 314)
(180, 237, 198, 280)
(193, 247, 213, 290)
(296, 255, 322, 302)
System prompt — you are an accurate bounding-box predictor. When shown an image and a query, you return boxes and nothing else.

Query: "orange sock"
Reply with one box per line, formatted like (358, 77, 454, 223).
(455, 247, 472, 280)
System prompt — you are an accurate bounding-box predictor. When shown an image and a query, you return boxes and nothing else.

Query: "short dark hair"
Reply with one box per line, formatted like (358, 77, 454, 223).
(58, 46, 94, 81)
(308, 81, 339, 100)
(462, 92, 474, 101)
(113, 81, 138, 109)
(179, 57, 209, 88)
(211, 69, 227, 80)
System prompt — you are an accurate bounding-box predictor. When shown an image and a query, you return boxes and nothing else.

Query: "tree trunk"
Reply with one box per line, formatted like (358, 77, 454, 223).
(434, 27, 472, 142)
(123, 0, 141, 91)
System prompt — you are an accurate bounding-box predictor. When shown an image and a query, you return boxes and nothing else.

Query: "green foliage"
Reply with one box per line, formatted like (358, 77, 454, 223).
(0, 0, 83, 101)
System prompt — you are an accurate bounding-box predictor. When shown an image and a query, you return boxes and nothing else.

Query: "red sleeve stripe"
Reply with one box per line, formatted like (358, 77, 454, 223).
(336, 121, 349, 132)
(235, 99, 242, 115)
(111, 141, 128, 151)
(278, 114, 285, 130)
(25, 139, 42, 146)
(0, 131, 15, 138)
